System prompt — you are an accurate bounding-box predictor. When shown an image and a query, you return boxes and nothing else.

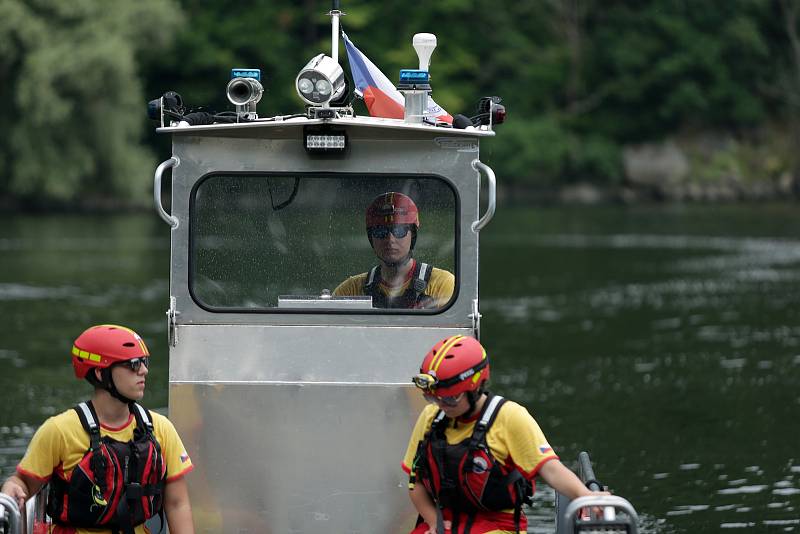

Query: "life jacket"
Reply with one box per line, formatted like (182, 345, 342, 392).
(411, 395, 534, 534)
(46, 401, 166, 534)
(364, 261, 434, 309)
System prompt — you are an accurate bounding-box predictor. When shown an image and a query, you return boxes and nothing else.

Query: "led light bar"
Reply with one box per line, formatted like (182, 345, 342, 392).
(303, 127, 347, 153)
(306, 134, 345, 149)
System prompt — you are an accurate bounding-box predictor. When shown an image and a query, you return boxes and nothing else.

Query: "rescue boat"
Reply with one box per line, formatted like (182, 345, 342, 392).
(1, 4, 639, 533)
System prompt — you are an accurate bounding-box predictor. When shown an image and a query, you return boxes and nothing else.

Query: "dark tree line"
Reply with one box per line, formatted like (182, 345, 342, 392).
(1, 0, 799, 207)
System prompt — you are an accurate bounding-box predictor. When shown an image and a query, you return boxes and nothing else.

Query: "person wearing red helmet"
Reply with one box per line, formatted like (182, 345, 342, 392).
(402, 336, 607, 534)
(333, 191, 454, 309)
(1, 325, 195, 534)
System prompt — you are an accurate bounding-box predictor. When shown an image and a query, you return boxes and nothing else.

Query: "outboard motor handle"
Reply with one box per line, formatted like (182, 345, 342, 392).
(578, 451, 603, 492)
(563, 495, 639, 534)
(0, 493, 21, 534)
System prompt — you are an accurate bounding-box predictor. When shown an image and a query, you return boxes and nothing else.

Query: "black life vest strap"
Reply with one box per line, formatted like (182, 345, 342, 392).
(467, 394, 505, 451)
(432, 409, 447, 428)
(412, 262, 432, 295)
(74, 401, 155, 438)
(463, 510, 477, 534)
(75, 401, 102, 451)
(436, 506, 447, 534)
(463, 395, 529, 534)
(363, 262, 432, 308)
(364, 265, 380, 292)
(118, 403, 158, 534)
(131, 403, 154, 434)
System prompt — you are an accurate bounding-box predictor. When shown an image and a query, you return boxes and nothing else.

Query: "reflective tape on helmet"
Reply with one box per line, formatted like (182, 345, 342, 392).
(429, 335, 466, 373)
(72, 345, 102, 362)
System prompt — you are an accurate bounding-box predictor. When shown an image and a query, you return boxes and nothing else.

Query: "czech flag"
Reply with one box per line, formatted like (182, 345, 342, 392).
(342, 32, 452, 124)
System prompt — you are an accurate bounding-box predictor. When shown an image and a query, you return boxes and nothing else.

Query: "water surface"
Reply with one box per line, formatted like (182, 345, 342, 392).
(1, 205, 798, 532)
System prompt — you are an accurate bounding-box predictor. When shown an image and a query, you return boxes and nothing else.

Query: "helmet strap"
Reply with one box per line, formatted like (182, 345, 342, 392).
(465, 384, 489, 417)
(99, 367, 137, 405)
(466, 390, 482, 417)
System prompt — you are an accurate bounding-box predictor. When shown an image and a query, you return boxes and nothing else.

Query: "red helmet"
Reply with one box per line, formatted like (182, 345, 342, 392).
(365, 192, 420, 229)
(414, 336, 490, 397)
(71, 324, 150, 379)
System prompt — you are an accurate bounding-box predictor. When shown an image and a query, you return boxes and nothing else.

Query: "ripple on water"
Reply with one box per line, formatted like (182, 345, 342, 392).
(0, 283, 80, 301)
(718, 485, 768, 495)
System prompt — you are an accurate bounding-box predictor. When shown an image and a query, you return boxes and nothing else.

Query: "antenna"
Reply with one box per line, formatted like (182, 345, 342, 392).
(329, 0, 344, 63)
(412, 33, 437, 72)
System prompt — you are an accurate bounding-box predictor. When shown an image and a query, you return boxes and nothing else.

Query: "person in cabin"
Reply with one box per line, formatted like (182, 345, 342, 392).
(403, 335, 608, 534)
(333, 191, 454, 309)
(1, 324, 195, 534)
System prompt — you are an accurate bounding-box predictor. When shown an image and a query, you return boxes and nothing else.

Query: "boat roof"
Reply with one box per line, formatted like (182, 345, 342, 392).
(157, 114, 495, 138)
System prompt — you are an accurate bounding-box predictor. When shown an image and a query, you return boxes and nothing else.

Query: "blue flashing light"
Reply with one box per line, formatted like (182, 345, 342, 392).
(399, 69, 429, 84)
(231, 68, 261, 81)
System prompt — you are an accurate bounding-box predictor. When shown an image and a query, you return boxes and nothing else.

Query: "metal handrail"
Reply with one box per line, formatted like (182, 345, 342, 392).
(154, 156, 180, 229)
(563, 495, 639, 534)
(470, 159, 496, 232)
(0, 493, 21, 534)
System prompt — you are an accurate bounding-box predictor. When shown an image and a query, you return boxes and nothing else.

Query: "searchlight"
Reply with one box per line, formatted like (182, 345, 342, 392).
(295, 54, 346, 107)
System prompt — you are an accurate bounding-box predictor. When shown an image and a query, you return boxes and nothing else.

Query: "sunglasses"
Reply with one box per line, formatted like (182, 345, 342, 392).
(423, 392, 464, 407)
(369, 225, 412, 239)
(119, 357, 150, 373)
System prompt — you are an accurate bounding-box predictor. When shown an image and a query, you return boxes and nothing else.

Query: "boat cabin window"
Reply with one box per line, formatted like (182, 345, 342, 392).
(190, 174, 457, 312)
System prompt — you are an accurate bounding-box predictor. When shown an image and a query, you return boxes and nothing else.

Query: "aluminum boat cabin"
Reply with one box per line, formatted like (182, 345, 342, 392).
(154, 104, 497, 534)
(147, 24, 506, 532)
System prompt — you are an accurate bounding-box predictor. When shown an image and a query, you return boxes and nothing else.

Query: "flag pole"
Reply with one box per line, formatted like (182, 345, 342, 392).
(329, 0, 343, 63)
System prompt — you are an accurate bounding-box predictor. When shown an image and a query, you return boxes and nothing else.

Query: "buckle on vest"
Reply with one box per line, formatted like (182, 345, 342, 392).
(412, 277, 427, 293)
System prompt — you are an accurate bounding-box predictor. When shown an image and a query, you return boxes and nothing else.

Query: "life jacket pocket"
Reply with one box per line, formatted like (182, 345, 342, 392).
(49, 444, 123, 526)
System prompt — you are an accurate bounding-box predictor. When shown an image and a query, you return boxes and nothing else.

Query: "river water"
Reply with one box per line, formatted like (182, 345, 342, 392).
(1, 205, 798, 532)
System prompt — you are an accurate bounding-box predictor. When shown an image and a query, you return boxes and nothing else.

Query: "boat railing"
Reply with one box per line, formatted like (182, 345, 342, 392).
(555, 451, 639, 534)
(0, 486, 52, 534)
(0, 493, 20, 534)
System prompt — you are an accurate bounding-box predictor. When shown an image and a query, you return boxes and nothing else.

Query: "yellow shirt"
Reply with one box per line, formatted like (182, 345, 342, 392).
(401, 399, 558, 480)
(333, 265, 455, 308)
(17, 407, 193, 534)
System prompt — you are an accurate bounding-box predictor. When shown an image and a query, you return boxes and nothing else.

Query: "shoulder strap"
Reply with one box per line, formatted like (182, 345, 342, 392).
(412, 262, 432, 294)
(365, 262, 433, 308)
(130, 403, 154, 432)
(74, 401, 101, 451)
(468, 394, 506, 449)
(129, 403, 159, 452)
(363, 265, 387, 308)
(400, 262, 432, 308)
(432, 409, 447, 428)
(364, 265, 380, 292)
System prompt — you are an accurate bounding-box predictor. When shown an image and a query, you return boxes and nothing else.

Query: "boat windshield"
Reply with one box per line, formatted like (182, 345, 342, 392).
(190, 173, 457, 312)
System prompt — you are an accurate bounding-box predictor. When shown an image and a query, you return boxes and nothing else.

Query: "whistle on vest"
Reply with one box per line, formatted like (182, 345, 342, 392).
(91, 484, 108, 507)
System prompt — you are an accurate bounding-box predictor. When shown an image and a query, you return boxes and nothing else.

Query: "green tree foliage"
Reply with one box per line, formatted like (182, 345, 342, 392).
(0, 0, 182, 206)
(2, 0, 799, 205)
